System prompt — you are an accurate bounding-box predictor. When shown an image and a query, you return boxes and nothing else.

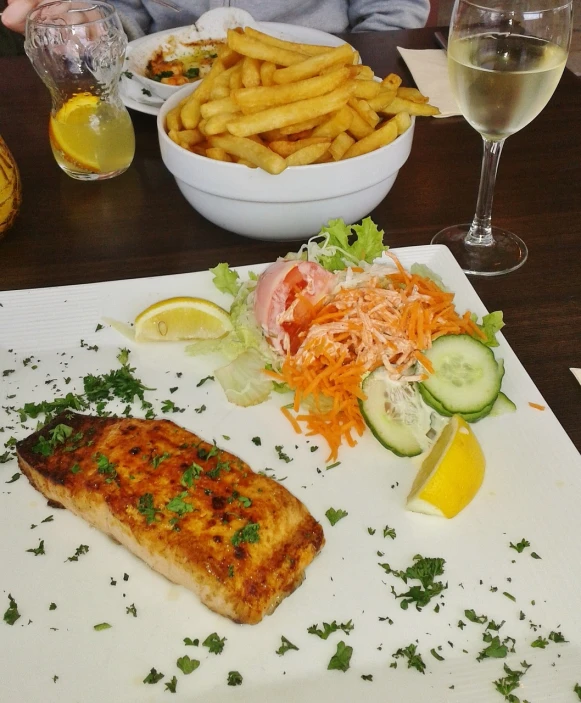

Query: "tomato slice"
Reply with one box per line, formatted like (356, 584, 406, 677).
(254, 260, 335, 354)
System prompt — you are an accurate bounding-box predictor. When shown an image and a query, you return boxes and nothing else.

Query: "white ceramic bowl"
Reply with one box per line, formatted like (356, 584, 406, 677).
(157, 84, 415, 241)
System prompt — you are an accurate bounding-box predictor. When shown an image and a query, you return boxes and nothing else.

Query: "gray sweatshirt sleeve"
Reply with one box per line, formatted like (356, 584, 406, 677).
(112, 0, 154, 39)
(348, 0, 430, 32)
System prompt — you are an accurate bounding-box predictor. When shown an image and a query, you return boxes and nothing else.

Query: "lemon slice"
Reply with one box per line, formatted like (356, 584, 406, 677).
(134, 296, 233, 342)
(406, 416, 485, 518)
(49, 93, 101, 172)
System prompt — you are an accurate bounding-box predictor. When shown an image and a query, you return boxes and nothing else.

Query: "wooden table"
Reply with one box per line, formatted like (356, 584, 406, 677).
(0, 27, 580, 452)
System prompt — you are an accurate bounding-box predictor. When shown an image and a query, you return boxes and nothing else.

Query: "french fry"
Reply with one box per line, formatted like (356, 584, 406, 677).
(166, 104, 183, 132)
(397, 86, 429, 103)
(227, 29, 306, 66)
(393, 111, 412, 135)
(278, 115, 327, 135)
(241, 56, 262, 88)
(181, 96, 203, 130)
(348, 98, 380, 128)
(236, 158, 257, 168)
(244, 26, 331, 56)
(208, 134, 287, 175)
(286, 142, 330, 167)
(272, 43, 356, 85)
(367, 88, 397, 112)
(229, 63, 244, 91)
(204, 111, 239, 136)
(260, 61, 277, 87)
(352, 65, 374, 80)
(329, 131, 355, 160)
(382, 73, 402, 90)
(380, 96, 440, 117)
(226, 82, 355, 137)
(351, 79, 382, 100)
(269, 137, 331, 158)
(233, 67, 350, 114)
(206, 147, 234, 163)
(200, 96, 239, 120)
(343, 117, 398, 159)
(312, 105, 353, 138)
(346, 105, 374, 139)
(175, 128, 204, 149)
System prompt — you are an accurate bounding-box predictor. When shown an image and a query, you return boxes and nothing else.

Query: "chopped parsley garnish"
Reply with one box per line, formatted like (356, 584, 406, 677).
(503, 592, 516, 602)
(176, 655, 200, 674)
(275, 445, 292, 463)
(5, 472, 20, 483)
(367, 527, 376, 535)
(380, 554, 447, 610)
(227, 671, 243, 686)
(94, 452, 117, 480)
(383, 525, 396, 539)
(574, 683, 581, 700)
(93, 622, 111, 631)
(392, 643, 426, 673)
(49, 603, 57, 610)
(531, 552, 541, 559)
(549, 630, 567, 643)
(307, 620, 354, 639)
(361, 674, 373, 681)
(203, 632, 226, 654)
(325, 508, 348, 526)
(251, 437, 261, 446)
(153, 70, 175, 81)
(70, 463, 81, 474)
(184, 637, 199, 646)
(41, 515, 53, 524)
(151, 451, 171, 468)
(231, 521, 260, 547)
(430, 648, 445, 661)
(66, 544, 89, 562)
(137, 493, 161, 524)
(184, 67, 200, 79)
(327, 641, 353, 672)
(166, 492, 194, 516)
(3, 594, 20, 625)
(181, 463, 202, 487)
(0, 451, 12, 463)
(465, 609, 488, 624)
(206, 460, 231, 480)
(161, 399, 184, 414)
(326, 461, 340, 470)
(196, 375, 214, 387)
(143, 668, 164, 684)
(530, 636, 548, 648)
(476, 633, 515, 661)
(493, 661, 531, 700)
(165, 676, 177, 693)
(141, 88, 152, 97)
(32, 423, 73, 456)
(509, 538, 530, 553)
(276, 636, 299, 655)
(26, 539, 45, 556)
(126, 603, 137, 617)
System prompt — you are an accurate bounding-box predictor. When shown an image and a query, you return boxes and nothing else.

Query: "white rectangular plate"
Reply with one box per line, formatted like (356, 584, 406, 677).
(1, 245, 580, 702)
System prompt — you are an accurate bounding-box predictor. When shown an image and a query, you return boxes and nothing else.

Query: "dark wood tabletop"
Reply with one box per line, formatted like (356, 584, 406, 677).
(0, 26, 580, 452)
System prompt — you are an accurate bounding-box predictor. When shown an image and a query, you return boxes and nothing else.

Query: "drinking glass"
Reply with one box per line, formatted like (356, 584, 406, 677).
(25, 0, 135, 181)
(432, 0, 573, 275)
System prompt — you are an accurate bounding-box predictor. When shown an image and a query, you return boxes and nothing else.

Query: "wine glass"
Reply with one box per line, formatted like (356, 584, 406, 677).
(432, 0, 573, 276)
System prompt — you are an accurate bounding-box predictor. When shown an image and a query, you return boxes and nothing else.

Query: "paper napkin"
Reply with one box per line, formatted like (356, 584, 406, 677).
(397, 47, 461, 118)
(571, 368, 581, 386)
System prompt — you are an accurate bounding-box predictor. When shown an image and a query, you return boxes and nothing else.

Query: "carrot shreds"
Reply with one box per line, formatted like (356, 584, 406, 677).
(528, 402, 546, 411)
(281, 405, 303, 434)
(275, 253, 489, 459)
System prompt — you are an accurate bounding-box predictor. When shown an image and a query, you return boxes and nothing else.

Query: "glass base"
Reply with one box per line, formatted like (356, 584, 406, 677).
(57, 163, 130, 181)
(431, 224, 528, 276)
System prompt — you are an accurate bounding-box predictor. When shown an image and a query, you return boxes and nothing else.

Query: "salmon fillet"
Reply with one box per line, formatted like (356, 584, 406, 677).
(16, 412, 324, 624)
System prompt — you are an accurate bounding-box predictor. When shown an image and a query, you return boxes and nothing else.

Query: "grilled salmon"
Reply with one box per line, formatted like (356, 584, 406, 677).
(16, 413, 324, 624)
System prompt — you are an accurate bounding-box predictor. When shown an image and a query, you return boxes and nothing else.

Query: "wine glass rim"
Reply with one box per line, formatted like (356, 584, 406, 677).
(26, 0, 117, 27)
(456, 0, 572, 12)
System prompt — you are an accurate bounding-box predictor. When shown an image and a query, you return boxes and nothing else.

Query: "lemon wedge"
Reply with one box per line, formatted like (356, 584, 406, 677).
(49, 93, 102, 172)
(134, 296, 233, 342)
(406, 415, 485, 518)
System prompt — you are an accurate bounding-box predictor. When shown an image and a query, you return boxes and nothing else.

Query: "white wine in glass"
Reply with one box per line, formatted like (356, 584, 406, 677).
(432, 0, 573, 276)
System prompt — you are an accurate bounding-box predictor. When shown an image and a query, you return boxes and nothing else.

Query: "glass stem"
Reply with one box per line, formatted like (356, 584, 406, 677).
(466, 137, 505, 247)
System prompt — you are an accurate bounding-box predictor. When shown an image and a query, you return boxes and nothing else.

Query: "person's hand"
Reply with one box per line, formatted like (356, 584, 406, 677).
(2, 0, 47, 34)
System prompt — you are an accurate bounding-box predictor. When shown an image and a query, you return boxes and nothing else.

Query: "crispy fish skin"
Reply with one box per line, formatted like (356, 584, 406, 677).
(16, 412, 324, 624)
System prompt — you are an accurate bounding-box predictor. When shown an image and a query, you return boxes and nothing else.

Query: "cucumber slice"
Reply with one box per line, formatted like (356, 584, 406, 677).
(420, 381, 494, 423)
(489, 391, 517, 417)
(419, 334, 501, 415)
(359, 368, 433, 457)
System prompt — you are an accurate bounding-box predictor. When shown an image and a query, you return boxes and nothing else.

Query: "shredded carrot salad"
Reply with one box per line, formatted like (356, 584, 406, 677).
(268, 254, 485, 461)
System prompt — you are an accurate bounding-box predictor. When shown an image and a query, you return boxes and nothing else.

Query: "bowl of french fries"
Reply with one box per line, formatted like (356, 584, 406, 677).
(157, 25, 439, 240)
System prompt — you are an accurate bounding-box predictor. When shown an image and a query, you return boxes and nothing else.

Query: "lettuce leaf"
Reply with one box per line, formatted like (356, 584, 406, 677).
(296, 217, 387, 271)
(472, 310, 504, 347)
(210, 263, 241, 297)
(409, 263, 450, 292)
